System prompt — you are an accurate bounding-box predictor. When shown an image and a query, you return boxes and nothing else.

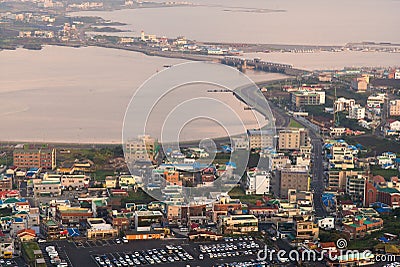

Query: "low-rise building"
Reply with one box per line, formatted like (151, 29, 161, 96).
(219, 215, 258, 234)
(294, 216, 319, 241)
(317, 217, 335, 230)
(55, 206, 93, 224)
(343, 216, 383, 239)
(33, 179, 61, 197)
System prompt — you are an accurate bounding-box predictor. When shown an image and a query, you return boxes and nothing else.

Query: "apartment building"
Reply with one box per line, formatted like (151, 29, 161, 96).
(13, 146, 56, 170)
(389, 99, 400, 116)
(0, 175, 12, 191)
(279, 165, 309, 198)
(328, 170, 365, 191)
(346, 174, 367, 205)
(278, 128, 309, 150)
(125, 135, 157, 162)
(247, 129, 274, 149)
(291, 90, 325, 108)
(349, 104, 365, 120)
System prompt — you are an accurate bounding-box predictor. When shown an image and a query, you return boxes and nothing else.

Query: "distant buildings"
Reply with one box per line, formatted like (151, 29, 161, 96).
(13, 146, 56, 170)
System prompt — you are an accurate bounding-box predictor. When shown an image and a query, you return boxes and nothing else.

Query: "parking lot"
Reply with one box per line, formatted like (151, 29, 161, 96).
(0, 259, 18, 267)
(52, 238, 270, 267)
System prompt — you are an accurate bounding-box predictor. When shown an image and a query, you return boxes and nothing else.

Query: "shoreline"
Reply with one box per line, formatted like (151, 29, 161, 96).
(0, 77, 291, 146)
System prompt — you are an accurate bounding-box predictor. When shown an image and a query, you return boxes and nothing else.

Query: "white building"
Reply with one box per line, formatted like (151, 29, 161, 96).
(318, 217, 335, 230)
(367, 93, 386, 108)
(388, 120, 400, 132)
(349, 104, 365, 120)
(245, 170, 270, 195)
(395, 70, 400, 80)
(335, 97, 355, 112)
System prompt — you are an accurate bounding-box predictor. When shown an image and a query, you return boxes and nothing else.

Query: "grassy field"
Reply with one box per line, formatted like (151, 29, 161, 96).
(93, 170, 116, 181)
(370, 166, 399, 180)
(345, 135, 400, 156)
(22, 242, 41, 262)
(228, 186, 264, 205)
(288, 119, 303, 128)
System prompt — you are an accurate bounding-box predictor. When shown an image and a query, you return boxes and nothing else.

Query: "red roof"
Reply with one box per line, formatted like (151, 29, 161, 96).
(17, 228, 36, 237)
(320, 242, 336, 249)
(373, 175, 386, 184)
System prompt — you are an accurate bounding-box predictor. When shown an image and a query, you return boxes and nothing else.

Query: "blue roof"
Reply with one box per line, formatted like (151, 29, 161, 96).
(226, 162, 237, 168)
(67, 228, 80, 237)
(379, 236, 390, 243)
(394, 158, 400, 163)
(376, 207, 392, 213)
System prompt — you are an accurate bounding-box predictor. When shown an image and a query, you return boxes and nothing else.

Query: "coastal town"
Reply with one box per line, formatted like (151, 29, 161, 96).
(0, 63, 400, 267)
(1, 0, 400, 267)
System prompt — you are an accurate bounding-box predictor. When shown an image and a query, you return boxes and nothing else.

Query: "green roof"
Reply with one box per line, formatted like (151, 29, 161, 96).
(377, 187, 400, 194)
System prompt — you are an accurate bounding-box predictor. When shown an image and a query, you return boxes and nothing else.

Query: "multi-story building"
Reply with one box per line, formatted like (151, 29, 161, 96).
(367, 93, 385, 108)
(269, 152, 291, 170)
(245, 170, 270, 195)
(0, 175, 12, 191)
(13, 146, 56, 170)
(33, 179, 61, 197)
(377, 187, 400, 208)
(134, 211, 163, 232)
(219, 215, 258, 234)
(40, 219, 62, 239)
(346, 174, 367, 205)
(278, 128, 309, 150)
(125, 135, 157, 162)
(334, 97, 356, 112)
(328, 170, 365, 191)
(349, 104, 365, 120)
(60, 174, 90, 190)
(294, 216, 319, 241)
(247, 129, 274, 149)
(279, 165, 309, 198)
(329, 142, 356, 170)
(389, 99, 400, 116)
(351, 76, 369, 92)
(291, 90, 325, 108)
